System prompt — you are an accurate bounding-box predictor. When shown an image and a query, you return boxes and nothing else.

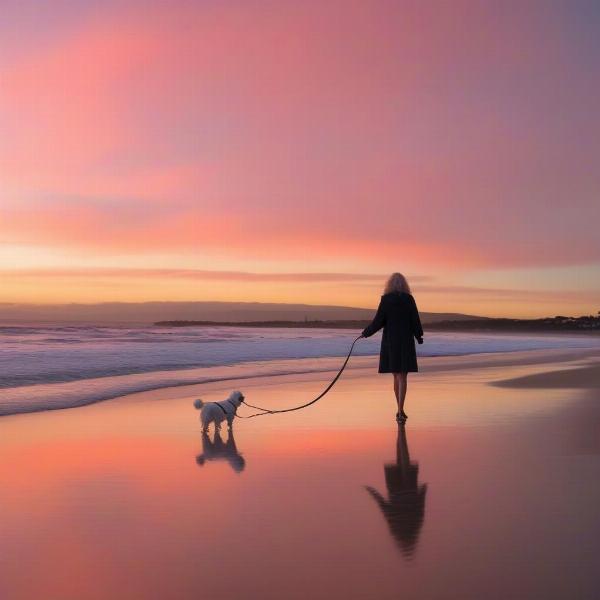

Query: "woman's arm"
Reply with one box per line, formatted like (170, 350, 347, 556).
(410, 296, 424, 343)
(362, 298, 386, 337)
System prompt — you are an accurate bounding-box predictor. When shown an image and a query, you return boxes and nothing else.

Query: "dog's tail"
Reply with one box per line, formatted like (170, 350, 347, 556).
(193, 398, 204, 410)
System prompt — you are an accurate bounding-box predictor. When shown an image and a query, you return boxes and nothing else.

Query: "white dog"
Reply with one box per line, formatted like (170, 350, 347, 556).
(193, 391, 245, 432)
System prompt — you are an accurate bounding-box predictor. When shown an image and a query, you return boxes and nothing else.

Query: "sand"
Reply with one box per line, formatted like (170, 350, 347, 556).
(1, 348, 599, 600)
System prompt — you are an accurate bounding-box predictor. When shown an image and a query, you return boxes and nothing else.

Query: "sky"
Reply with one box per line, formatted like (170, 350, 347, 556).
(1, 0, 599, 317)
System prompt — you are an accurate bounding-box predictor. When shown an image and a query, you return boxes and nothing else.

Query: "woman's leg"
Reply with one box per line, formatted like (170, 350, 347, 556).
(398, 373, 408, 416)
(393, 373, 400, 408)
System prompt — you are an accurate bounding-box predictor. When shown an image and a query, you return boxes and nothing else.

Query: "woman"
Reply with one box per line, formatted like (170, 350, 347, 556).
(361, 273, 423, 422)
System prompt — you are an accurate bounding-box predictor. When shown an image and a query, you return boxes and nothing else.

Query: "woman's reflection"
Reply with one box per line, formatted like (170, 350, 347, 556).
(196, 430, 246, 473)
(365, 424, 427, 559)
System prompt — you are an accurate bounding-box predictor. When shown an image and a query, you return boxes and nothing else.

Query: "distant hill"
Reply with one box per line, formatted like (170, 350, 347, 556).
(0, 301, 484, 325)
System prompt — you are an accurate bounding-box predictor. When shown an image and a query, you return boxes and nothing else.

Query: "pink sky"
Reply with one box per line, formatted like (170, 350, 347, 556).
(1, 0, 599, 317)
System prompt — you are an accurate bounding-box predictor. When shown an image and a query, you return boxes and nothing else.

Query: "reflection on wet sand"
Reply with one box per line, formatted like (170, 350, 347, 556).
(196, 430, 246, 473)
(365, 424, 428, 559)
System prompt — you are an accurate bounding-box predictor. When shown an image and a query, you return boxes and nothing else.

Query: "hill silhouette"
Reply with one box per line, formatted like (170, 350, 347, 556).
(0, 300, 482, 325)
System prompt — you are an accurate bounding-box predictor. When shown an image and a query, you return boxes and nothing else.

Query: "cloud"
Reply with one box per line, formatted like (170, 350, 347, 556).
(1, 0, 599, 271)
(0, 267, 431, 283)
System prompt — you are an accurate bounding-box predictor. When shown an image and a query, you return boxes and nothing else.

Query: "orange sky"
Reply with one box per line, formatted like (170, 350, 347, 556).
(1, 1, 599, 317)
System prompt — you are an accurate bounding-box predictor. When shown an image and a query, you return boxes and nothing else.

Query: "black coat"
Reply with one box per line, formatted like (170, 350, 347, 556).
(362, 292, 423, 373)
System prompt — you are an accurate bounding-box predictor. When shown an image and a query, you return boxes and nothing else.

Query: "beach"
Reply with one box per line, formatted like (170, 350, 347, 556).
(1, 347, 599, 600)
(4, 1, 599, 598)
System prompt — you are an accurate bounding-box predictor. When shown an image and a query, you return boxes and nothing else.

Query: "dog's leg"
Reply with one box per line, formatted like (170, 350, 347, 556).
(227, 416, 234, 430)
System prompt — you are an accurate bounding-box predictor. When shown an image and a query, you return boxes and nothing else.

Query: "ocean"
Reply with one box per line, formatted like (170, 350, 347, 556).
(1, 324, 598, 416)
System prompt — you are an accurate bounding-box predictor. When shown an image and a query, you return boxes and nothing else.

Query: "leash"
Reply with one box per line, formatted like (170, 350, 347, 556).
(214, 399, 238, 415)
(235, 335, 363, 419)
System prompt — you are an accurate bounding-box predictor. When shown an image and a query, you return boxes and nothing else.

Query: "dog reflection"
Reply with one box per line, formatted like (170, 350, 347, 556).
(365, 424, 428, 559)
(196, 430, 246, 473)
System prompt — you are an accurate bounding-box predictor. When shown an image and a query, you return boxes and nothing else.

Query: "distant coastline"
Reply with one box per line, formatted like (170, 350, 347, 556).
(427, 315, 600, 333)
(155, 315, 600, 333)
(155, 319, 372, 329)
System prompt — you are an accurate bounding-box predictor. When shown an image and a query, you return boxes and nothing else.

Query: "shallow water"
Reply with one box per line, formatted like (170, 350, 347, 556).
(0, 360, 599, 599)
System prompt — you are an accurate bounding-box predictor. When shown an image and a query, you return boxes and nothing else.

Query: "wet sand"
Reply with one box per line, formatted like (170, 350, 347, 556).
(1, 349, 599, 600)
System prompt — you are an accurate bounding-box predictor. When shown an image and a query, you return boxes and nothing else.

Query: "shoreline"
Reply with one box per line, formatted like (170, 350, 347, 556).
(114, 346, 600, 407)
(3, 346, 598, 421)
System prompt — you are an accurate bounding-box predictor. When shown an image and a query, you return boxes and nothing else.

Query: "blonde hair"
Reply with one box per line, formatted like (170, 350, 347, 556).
(384, 272, 411, 295)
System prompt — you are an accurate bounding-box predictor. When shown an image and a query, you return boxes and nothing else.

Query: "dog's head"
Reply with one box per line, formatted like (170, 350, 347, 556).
(229, 390, 245, 406)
